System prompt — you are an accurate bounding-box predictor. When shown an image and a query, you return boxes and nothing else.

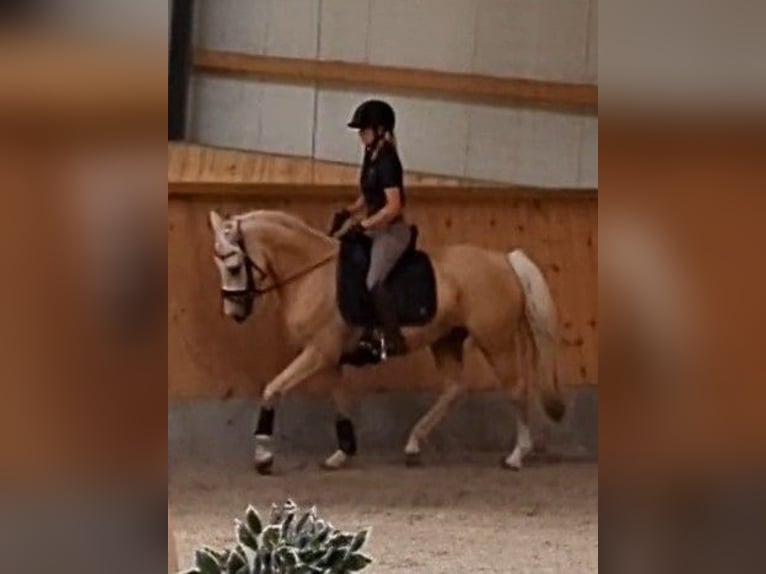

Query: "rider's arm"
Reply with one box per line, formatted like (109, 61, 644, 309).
(361, 187, 402, 230)
(346, 195, 365, 217)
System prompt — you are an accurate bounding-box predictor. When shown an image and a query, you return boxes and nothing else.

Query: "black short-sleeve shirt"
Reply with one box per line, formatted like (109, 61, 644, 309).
(360, 142, 405, 216)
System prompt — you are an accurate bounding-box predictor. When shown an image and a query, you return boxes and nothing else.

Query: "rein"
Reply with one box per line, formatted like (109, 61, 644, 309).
(244, 247, 337, 296)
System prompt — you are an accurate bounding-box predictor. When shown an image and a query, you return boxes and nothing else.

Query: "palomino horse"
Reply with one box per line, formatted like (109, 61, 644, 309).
(209, 210, 564, 471)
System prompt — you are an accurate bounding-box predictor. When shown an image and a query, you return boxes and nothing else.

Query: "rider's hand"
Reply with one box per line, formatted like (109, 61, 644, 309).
(329, 209, 351, 236)
(342, 222, 367, 240)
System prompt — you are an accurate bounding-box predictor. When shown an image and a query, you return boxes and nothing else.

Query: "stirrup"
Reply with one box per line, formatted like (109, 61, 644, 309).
(380, 336, 388, 361)
(380, 334, 408, 360)
(359, 328, 384, 358)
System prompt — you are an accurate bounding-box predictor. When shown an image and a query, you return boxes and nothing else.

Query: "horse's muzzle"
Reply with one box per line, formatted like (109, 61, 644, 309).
(222, 289, 255, 321)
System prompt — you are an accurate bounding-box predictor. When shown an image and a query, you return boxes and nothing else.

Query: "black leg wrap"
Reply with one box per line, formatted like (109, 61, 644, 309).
(335, 417, 357, 456)
(254, 407, 275, 436)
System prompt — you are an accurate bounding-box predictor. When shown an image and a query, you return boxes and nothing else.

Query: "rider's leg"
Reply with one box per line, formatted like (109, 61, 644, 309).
(366, 223, 411, 357)
(370, 282, 407, 356)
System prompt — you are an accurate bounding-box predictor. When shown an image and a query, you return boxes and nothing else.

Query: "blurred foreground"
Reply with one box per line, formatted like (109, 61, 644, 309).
(0, 6, 166, 573)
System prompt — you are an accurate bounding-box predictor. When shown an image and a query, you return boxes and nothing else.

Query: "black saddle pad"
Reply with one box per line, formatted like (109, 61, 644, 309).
(337, 228, 437, 327)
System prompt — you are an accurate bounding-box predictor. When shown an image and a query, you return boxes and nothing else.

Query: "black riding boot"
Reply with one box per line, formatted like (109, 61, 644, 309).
(371, 283, 408, 358)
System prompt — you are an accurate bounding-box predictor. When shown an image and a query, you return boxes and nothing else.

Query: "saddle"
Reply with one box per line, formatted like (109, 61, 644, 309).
(336, 225, 437, 329)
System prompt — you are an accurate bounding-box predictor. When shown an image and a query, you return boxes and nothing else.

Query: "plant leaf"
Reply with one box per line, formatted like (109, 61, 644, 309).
(236, 519, 259, 551)
(225, 548, 246, 574)
(321, 547, 347, 569)
(246, 505, 264, 536)
(311, 523, 331, 545)
(278, 547, 300, 568)
(269, 503, 281, 525)
(329, 533, 353, 549)
(349, 528, 371, 553)
(344, 553, 373, 571)
(261, 551, 273, 574)
(295, 510, 314, 536)
(281, 511, 295, 538)
(195, 548, 223, 574)
(201, 546, 227, 565)
(298, 548, 325, 565)
(261, 524, 281, 550)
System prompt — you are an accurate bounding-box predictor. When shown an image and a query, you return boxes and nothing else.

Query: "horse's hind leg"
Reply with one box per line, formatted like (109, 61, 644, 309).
(479, 329, 533, 470)
(403, 329, 468, 464)
(505, 382, 532, 470)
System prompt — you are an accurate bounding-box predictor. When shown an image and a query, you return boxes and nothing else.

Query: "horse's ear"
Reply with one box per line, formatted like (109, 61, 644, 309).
(209, 210, 224, 232)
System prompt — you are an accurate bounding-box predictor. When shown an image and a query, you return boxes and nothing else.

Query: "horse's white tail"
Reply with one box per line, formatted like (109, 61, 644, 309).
(508, 249, 565, 422)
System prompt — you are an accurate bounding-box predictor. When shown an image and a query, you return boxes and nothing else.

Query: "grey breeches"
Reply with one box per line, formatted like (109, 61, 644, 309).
(366, 221, 411, 290)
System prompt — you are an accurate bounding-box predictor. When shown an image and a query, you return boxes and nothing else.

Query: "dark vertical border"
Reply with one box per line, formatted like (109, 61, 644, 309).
(168, 0, 194, 140)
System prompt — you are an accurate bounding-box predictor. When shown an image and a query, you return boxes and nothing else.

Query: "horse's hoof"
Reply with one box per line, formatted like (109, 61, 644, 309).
(320, 450, 348, 471)
(254, 456, 274, 475)
(404, 452, 422, 467)
(500, 457, 522, 472)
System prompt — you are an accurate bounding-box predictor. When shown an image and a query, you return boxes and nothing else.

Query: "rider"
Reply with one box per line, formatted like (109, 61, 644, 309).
(330, 99, 410, 358)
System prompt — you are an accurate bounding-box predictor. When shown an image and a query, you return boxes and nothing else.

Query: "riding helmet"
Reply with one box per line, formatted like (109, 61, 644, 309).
(347, 99, 396, 132)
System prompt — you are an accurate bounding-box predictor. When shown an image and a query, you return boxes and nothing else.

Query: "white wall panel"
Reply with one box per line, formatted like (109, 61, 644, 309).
(189, 1, 597, 187)
(465, 105, 523, 183)
(258, 84, 317, 156)
(474, 0, 590, 83)
(316, 90, 469, 178)
(367, 0, 477, 73)
(196, 0, 319, 58)
(579, 116, 598, 188)
(190, 75, 262, 150)
(195, 0, 269, 54)
(466, 104, 583, 186)
(314, 89, 375, 165)
(192, 78, 595, 187)
(513, 109, 582, 187)
(387, 94, 470, 178)
(586, 0, 598, 83)
(319, 0, 371, 63)
(265, 0, 320, 59)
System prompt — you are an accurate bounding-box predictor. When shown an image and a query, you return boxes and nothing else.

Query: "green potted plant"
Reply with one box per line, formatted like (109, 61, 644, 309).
(180, 500, 373, 573)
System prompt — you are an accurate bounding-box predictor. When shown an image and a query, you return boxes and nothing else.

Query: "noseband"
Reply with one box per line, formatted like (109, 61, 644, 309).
(220, 239, 336, 305)
(219, 241, 266, 304)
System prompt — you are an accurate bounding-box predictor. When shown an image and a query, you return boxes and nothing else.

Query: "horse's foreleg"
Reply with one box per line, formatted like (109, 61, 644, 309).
(322, 378, 358, 470)
(253, 404, 277, 473)
(255, 346, 334, 473)
(262, 346, 332, 404)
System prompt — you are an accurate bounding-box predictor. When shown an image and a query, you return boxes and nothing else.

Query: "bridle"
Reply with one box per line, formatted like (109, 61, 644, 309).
(219, 239, 336, 304)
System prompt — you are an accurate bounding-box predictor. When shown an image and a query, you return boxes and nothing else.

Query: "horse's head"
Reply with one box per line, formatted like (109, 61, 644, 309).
(209, 209, 337, 323)
(209, 210, 267, 323)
